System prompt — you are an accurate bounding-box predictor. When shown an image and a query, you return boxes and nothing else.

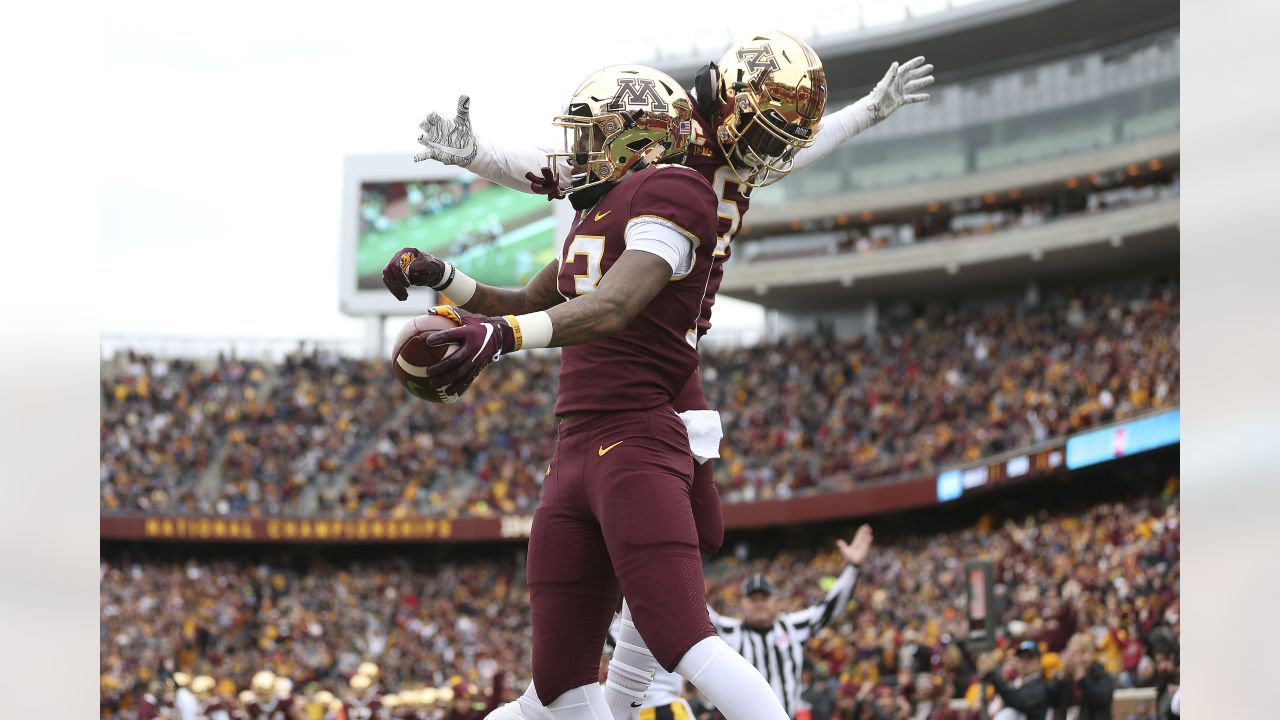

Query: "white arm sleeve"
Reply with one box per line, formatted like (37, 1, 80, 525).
(624, 218, 695, 277)
(469, 138, 573, 193)
(790, 98, 877, 172)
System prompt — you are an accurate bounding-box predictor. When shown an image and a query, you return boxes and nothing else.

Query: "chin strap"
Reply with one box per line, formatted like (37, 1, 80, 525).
(568, 180, 620, 210)
(694, 61, 720, 126)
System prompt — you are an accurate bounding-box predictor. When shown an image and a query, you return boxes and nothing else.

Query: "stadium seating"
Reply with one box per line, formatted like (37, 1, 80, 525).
(99, 484, 1180, 716)
(99, 279, 1179, 518)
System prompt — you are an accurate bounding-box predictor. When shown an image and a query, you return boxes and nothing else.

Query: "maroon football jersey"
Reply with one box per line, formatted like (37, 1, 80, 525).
(247, 696, 293, 719)
(682, 103, 752, 339)
(554, 164, 718, 414)
(137, 693, 164, 720)
(344, 694, 384, 720)
(200, 698, 232, 719)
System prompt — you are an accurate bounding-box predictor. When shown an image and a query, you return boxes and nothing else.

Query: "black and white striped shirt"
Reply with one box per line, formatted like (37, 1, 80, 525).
(707, 565, 860, 718)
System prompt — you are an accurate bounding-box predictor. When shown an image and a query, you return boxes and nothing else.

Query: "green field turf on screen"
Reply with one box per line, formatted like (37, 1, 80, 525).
(357, 184, 557, 289)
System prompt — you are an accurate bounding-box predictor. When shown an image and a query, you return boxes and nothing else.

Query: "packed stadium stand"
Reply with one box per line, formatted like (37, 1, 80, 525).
(100, 1, 1179, 718)
(102, 274, 1178, 518)
(101, 459, 1179, 717)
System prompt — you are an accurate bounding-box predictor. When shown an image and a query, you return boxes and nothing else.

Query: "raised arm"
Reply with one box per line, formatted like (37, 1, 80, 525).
(414, 94, 571, 196)
(782, 524, 873, 640)
(705, 602, 741, 635)
(790, 57, 934, 172)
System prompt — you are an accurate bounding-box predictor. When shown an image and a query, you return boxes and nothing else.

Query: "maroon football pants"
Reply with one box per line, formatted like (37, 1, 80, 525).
(527, 406, 716, 706)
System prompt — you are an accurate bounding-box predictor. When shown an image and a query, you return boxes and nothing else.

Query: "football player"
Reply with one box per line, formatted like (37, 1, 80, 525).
(192, 675, 231, 720)
(386, 64, 792, 720)
(244, 671, 303, 720)
(173, 671, 199, 720)
(344, 672, 386, 720)
(401, 31, 931, 720)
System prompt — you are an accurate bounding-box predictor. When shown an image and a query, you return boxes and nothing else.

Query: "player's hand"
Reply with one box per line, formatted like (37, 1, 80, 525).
(863, 56, 934, 124)
(414, 95, 479, 166)
(422, 306, 517, 390)
(382, 247, 449, 301)
(837, 524, 873, 566)
(525, 167, 565, 201)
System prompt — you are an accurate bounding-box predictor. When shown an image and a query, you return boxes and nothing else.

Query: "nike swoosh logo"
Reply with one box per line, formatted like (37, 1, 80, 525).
(594, 210, 612, 221)
(630, 701, 642, 708)
(429, 135, 475, 158)
(598, 440, 624, 456)
(469, 324, 494, 363)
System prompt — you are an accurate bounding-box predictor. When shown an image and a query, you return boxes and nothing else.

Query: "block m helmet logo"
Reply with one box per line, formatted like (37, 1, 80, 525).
(736, 44, 779, 78)
(606, 78, 669, 113)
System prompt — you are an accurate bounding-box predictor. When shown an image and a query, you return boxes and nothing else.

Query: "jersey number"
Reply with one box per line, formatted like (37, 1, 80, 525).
(711, 166, 749, 258)
(564, 235, 605, 295)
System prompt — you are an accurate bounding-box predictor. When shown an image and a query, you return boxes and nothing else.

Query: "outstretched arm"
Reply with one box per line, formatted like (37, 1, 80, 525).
(783, 524, 873, 640)
(414, 94, 571, 196)
(791, 57, 934, 172)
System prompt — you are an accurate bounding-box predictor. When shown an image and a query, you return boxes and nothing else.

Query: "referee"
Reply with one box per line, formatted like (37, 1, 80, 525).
(706, 525, 873, 718)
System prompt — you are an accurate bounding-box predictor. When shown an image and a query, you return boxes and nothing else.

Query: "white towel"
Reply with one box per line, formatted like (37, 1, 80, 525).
(678, 409, 723, 464)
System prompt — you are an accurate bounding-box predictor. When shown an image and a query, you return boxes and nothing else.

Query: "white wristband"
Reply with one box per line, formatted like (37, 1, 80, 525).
(440, 263, 477, 306)
(509, 311, 553, 350)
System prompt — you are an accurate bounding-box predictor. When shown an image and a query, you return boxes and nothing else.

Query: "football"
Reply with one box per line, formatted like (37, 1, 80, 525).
(391, 313, 463, 404)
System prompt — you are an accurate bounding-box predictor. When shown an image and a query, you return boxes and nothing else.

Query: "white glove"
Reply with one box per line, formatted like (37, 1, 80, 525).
(863, 56, 934, 125)
(414, 94, 479, 166)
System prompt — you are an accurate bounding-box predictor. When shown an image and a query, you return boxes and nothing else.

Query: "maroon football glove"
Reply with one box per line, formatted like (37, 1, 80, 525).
(525, 167, 565, 201)
(423, 306, 517, 390)
(382, 247, 452, 301)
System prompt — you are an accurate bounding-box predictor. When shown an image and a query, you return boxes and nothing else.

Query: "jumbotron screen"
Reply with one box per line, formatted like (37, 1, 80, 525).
(355, 177, 556, 290)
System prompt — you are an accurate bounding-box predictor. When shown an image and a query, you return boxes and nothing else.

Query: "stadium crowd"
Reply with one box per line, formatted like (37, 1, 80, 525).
(215, 351, 404, 516)
(100, 484, 1180, 719)
(101, 279, 1179, 516)
(704, 280, 1179, 502)
(101, 354, 266, 514)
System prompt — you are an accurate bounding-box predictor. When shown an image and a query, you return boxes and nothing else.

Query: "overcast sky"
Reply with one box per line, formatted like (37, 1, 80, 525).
(99, 0, 968, 347)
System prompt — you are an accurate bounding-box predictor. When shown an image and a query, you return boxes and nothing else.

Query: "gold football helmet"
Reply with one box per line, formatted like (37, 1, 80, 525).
(711, 30, 827, 187)
(273, 676, 292, 698)
(251, 670, 276, 699)
(549, 64, 695, 193)
(172, 672, 192, 688)
(192, 675, 217, 696)
(357, 661, 380, 678)
(238, 690, 255, 705)
(349, 673, 372, 691)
